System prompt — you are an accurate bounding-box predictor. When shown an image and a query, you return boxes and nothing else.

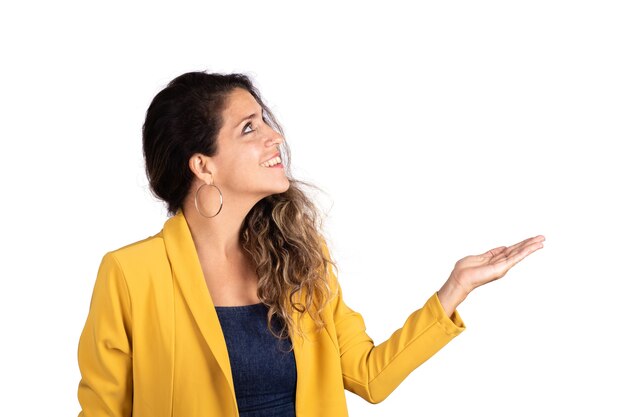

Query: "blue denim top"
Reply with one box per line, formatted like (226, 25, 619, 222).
(215, 303, 297, 417)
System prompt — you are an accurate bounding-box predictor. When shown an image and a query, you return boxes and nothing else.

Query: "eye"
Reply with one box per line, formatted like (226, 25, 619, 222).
(242, 122, 255, 135)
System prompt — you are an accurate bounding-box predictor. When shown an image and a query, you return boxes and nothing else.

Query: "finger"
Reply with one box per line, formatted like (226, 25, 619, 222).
(508, 235, 544, 253)
(491, 241, 529, 263)
(499, 240, 544, 267)
(498, 235, 545, 260)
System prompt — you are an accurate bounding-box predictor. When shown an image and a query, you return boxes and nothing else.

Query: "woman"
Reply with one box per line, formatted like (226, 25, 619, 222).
(76, 71, 545, 417)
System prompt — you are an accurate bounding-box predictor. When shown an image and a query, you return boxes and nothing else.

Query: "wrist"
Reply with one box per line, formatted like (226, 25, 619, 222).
(437, 275, 470, 317)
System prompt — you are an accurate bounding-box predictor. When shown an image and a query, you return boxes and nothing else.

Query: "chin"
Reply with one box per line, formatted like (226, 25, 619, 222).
(266, 182, 290, 197)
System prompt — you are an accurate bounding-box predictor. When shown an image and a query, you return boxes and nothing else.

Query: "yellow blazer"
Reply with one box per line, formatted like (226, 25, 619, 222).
(77, 209, 466, 416)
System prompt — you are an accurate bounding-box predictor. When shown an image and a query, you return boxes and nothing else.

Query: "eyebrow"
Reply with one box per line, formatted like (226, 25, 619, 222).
(234, 106, 266, 130)
(234, 113, 258, 129)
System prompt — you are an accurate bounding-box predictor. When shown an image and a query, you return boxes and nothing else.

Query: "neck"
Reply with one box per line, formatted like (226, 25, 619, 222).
(182, 190, 262, 261)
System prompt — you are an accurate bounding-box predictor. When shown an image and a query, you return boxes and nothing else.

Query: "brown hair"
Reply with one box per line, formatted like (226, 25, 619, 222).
(142, 71, 338, 347)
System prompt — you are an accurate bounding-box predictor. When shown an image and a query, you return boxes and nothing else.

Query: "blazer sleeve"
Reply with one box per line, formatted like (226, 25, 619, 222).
(77, 252, 133, 417)
(323, 243, 466, 404)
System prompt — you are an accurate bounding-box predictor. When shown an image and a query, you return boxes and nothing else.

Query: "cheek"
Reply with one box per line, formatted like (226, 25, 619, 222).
(219, 154, 262, 184)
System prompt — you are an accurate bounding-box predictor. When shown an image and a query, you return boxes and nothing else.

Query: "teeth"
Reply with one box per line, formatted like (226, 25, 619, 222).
(261, 156, 281, 167)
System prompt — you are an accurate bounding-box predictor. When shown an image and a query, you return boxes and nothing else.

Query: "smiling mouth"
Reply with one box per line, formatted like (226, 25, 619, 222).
(260, 155, 282, 167)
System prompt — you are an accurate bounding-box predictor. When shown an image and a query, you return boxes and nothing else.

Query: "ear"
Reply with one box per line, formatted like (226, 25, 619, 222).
(188, 153, 215, 183)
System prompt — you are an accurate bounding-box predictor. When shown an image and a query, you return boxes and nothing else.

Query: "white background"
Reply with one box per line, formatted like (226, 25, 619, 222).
(1, 1, 624, 415)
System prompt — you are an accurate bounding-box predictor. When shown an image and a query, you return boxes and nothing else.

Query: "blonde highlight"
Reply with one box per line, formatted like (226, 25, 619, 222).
(241, 179, 339, 349)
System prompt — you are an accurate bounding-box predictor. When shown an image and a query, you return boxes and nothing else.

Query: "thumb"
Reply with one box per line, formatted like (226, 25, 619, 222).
(482, 246, 506, 258)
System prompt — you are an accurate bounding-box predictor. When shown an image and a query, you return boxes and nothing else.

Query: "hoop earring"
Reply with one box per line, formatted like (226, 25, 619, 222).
(194, 180, 223, 218)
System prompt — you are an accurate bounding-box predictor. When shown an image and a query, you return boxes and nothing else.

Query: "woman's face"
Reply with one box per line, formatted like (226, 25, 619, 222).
(209, 87, 289, 200)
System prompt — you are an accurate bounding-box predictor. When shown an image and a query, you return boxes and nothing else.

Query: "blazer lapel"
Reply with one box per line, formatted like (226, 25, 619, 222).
(162, 208, 311, 409)
(162, 209, 236, 400)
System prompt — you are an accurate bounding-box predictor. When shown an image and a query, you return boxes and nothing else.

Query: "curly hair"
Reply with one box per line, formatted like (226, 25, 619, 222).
(142, 71, 338, 348)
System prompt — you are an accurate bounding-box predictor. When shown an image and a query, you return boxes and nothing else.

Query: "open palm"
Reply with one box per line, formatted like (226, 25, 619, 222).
(451, 235, 545, 294)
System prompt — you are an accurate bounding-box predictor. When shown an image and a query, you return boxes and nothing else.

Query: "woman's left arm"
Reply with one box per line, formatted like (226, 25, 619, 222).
(321, 241, 466, 405)
(323, 234, 545, 404)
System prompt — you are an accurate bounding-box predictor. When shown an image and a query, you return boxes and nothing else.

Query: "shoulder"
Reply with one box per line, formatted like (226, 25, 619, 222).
(108, 230, 165, 261)
(101, 230, 170, 285)
(319, 237, 339, 291)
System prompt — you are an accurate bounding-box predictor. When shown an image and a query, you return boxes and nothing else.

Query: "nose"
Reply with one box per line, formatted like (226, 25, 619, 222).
(266, 128, 284, 148)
